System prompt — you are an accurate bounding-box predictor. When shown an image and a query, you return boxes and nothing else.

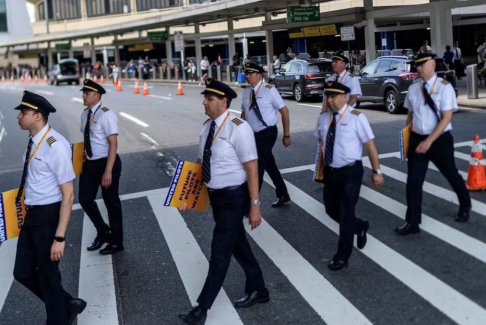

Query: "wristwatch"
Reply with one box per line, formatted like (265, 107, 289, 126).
(250, 199, 261, 207)
(372, 169, 383, 175)
(54, 236, 65, 243)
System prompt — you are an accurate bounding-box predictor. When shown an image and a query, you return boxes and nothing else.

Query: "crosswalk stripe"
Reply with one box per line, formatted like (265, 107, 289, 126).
(78, 204, 119, 325)
(455, 151, 485, 164)
(244, 218, 372, 325)
(362, 158, 486, 217)
(0, 239, 16, 313)
(359, 185, 486, 264)
(148, 192, 244, 325)
(271, 176, 486, 324)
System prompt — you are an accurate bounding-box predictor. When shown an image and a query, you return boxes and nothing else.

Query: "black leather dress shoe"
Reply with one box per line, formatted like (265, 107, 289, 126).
(178, 306, 207, 325)
(328, 259, 348, 271)
(67, 298, 87, 325)
(357, 221, 369, 249)
(99, 244, 124, 255)
(271, 195, 291, 208)
(395, 222, 420, 236)
(234, 289, 270, 308)
(455, 207, 471, 222)
(87, 234, 110, 251)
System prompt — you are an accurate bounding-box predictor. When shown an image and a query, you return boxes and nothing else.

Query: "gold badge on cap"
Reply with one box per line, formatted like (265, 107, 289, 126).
(84, 79, 88, 84)
(206, 79, 211, 86)
(326, 82, 333, 87)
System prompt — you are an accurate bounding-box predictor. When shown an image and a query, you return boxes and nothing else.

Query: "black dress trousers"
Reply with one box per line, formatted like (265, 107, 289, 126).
(79, 154, 123, 245)
(13, 202, 73, 325)
(323, 162, 367, 261)
(197, 183, 266, 310)
(406, 131, 470, 224)
(254, 125, 289, 198)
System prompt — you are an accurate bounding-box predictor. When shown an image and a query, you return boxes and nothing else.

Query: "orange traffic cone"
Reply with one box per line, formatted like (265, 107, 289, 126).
(117, 79, 123, 92)
(177, 80, 184, 96)
(10, 75, 14, 84)
(34, 75, 39, 84)
(143, 81, 150, 96)
(28, 75, 32, 84)
(134, 79, 140, 94)
(466, 135, 486, 191)
(20, 75, 25, 83)
(113, 78, 117, 86)
(43, 75, 48, 84)
(100, 75, 105, 85)
(1, 75, 5, 84)
(93, 75, 98, 83)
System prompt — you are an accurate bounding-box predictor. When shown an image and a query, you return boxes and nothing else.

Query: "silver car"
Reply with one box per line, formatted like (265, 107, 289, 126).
(48, 58, 80, 86)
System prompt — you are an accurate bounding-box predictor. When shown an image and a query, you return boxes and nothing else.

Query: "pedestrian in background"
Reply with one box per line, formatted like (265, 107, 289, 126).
(241, 63, 292, 208)
(79, 79, 124, 255)
(200, 56, 209, 85)
(443, 45, 454, 70)
(272, 55, 281, 74)
(178, 79, 269, 325)
(315, 82, 384, 271)
(452, 41, 463, 79)
(396, 53, 471, 236)
(13, 91, 86, 324)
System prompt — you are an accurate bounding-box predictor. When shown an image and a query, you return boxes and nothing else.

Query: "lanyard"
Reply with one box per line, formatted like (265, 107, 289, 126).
(421, 76, 438, 102)
(248, 82, 263, 106)
(337, 71, 347, 83)
(327, 105, 350, 127)
(29, 127, 51, 161)
(212, 112, 231, 145)
(89, 104, 101, 126)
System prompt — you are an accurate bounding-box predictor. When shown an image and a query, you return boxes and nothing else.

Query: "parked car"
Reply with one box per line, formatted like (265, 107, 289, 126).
(48, 58, 80, 86)
(357, 56, 457, 114)
(268, 59, 333, 102)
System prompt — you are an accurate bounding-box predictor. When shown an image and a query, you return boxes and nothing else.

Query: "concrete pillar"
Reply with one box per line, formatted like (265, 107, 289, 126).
(47, 42, 53, 70)
(90, 37, 96, 65)
(265, 29, 274, 75)
(363, 0, 376, 64)
(68, 42, 74, 58)
(429, 2, 453, 58)
(195, 24, 202, 79)
(114, 35, 120, 64)
(130, 0, 137, 13)
(228, 19, 236, 81)
(242, 34, 248, 58)
(166, 40, 173, 64)
(80, 0, 87, 19)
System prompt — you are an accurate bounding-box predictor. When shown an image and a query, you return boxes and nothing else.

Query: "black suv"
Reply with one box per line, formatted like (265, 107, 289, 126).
(357, 56, 456, 114)
(269, 59, 333, 102)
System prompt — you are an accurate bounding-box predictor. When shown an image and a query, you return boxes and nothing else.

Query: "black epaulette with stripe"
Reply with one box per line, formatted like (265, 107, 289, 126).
(265, 84, 274, 89)
(46, 136, 56, 146)
(203, 118, 210, 125)
(441, 79, 449, 85)
(351, 110, 361, 116)
(101, 107, 110, 112)
(232, 118, 243, 126)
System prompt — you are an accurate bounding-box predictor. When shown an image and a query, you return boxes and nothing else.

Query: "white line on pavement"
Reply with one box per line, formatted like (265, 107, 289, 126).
(0, 239, 17, 314)
(35, 90, 54, 96)
(455, 151, 486, 164)
(272, 177, 486, 325)
(148, 193, 243, 325)
(245, 218, 372, 325)
(78, 204, 119, 325)
(71, 97, 83, 103)
(297, 103, 321, 108)
(119, 112, 149, 127)
(228, 109, 241, 115)
(140, 132, 159, 146)
(148, 94, 172, 100)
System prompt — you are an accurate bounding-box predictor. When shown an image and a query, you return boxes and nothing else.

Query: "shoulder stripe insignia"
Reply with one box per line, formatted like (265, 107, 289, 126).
(441, 79, 449, 85)
(351, 110, 361, 116)
(232, 118, 243, 125)
(203, 118, 210, 125)
(101, 107, 110, 112)
(265, 84, 274, 89)
(46, 137, 56, 145)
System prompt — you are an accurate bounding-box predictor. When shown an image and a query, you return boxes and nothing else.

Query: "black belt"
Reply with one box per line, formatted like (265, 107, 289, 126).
(324, 161, 359, 172)
(207, 183, 246, 193)
(255, 125, 277, 135)
(25, 201, 61, 211)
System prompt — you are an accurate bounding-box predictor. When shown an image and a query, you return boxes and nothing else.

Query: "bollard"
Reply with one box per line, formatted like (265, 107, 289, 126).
(152, 67, 156, 80)
(208, 66, 213, 79)
(167, 65, 171, 80)
(466, 64, 479, 99)
(217, 65, 222, 81)
(159, 66, 163, 80)
(226, 65, 231, 83)
(175, 67, 179, 80)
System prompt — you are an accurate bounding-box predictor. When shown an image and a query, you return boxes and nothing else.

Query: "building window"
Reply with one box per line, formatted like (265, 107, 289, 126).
(38, 0, 81, 21)
(87, 0, 131, 17)
(0, 0, 7, 32)
(136, 0, 182, 11)
(189, 0, 220, 4)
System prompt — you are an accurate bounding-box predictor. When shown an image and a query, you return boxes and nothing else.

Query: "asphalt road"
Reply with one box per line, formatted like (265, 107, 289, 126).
(1, 81, 486, 325)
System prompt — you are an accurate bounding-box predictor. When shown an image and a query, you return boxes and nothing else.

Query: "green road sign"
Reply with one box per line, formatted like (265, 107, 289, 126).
(55, 43, 71, 51)
(287, 6, 320, 23)
(148, 31, 169, 42)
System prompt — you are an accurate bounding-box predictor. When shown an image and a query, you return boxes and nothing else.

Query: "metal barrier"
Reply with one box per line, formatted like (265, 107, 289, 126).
(466, 64, 478, 99)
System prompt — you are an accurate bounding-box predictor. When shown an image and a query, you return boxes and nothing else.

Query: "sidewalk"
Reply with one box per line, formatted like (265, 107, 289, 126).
(456, 78, 486, 109)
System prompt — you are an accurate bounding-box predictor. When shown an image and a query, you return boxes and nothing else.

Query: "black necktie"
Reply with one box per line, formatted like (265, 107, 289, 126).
(16, 138, 34, 202)
(335, 74, 339, 82)
(422, 82, 440, 121)
(84, 109, 93, 158)
(202, 121, 216, 183)
(250, 89, 268, 127)
(324, 112, 338, 165)
(455, 48, 459, 59)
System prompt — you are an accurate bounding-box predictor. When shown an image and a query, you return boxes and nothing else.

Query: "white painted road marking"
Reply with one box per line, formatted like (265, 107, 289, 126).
(119, 112, 149, 127)
(71, 97, 84, 103)
(148, 94, 172, 100)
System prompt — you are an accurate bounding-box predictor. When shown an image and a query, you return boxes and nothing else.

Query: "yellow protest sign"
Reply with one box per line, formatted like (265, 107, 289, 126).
(0, 189, 26, 244)
(71, 142, 85, 176)
(164, 160, 209, 211)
